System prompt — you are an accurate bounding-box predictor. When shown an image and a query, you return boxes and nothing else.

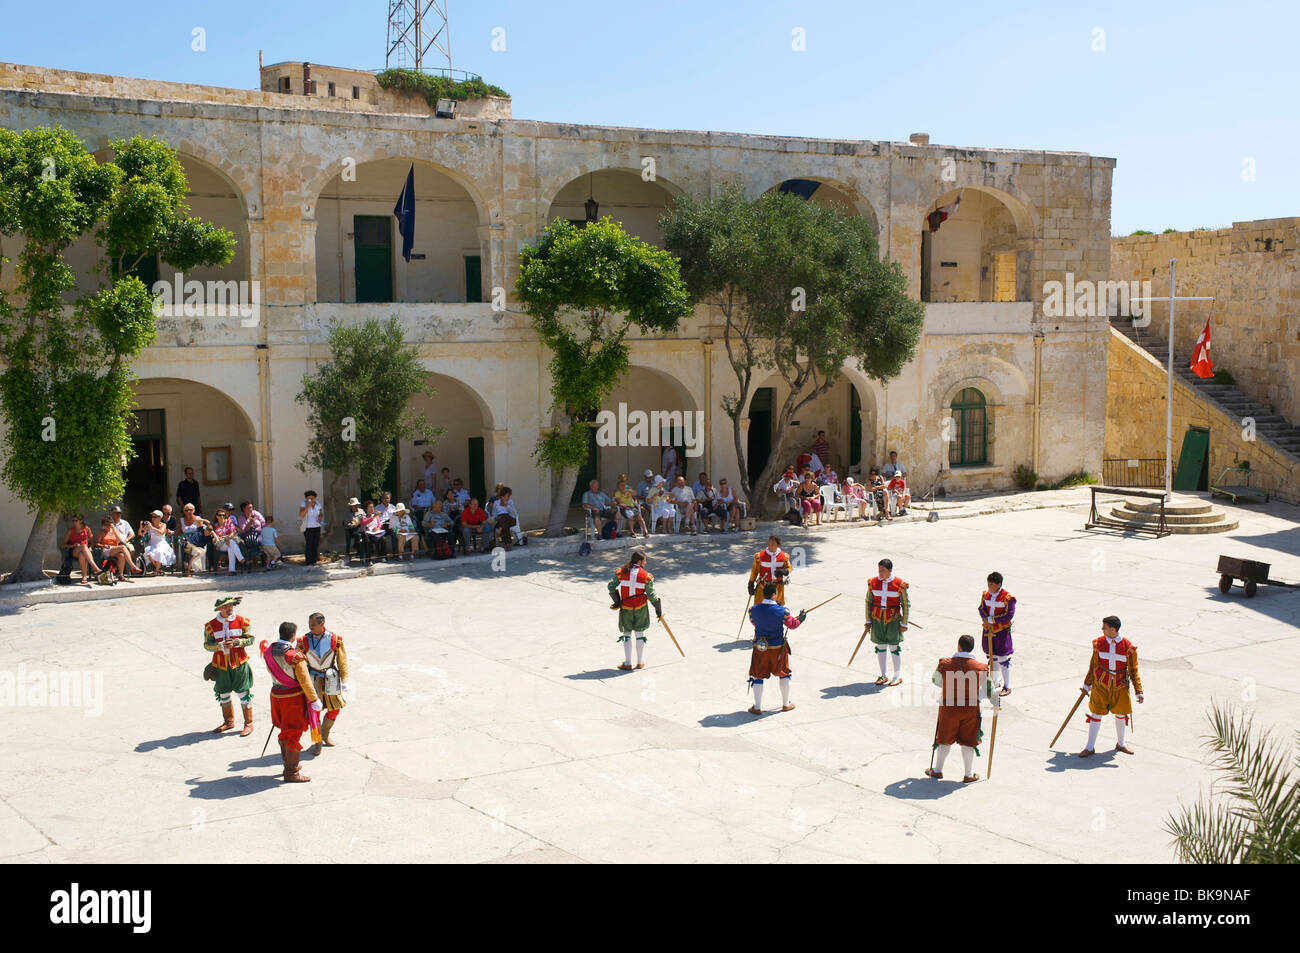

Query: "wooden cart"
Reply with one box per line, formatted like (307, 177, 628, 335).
(1216, 555, 1298, 598)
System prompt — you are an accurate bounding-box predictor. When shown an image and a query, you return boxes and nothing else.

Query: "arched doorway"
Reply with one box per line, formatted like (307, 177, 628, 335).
(397, 372, 495, 504)
(545, 169, 679, 246)
(315, 158, 485, 304)
(765, 178, 881, 245)
(597, 365, 699, 492)
(920, 187, 1032, 303)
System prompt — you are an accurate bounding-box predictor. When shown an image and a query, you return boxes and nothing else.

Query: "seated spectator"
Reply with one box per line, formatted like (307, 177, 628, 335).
(178, 504, 211, 575)
(159, 504, 179, 534)
(888, 473, 911, 514)
(260, 517, 281, 569)
(95, 516, 138, 582)
(374, 491, 396, 560)
(109, 505, 136, 560)
(843, 477, 871, 520)
(670, 475, 698, 533)
(410, 479, 434, 525)
(881, 451, 907, 482)
(343, 497, 365, 564)
(695, 477, 726, 530)
(646, 476, 675, 534)
(359, 501, 386, 565)
(820, 466, 839, 487)
(459, 498, 489, 553)
(236, 500, 266, 534)
(868, 467, 892, 521)
(139, 510, 176, 575)
(715, 478, 743, 530)
(392, 503, 420, 561)
(798, 473, 823, 525)
(774, 467, 800, 512)
(634, 468, 657, 524)
(211, 506, 246, 573)
(489, 487, 520, 550)
(63, 515, 100, 586)
(691, 471, 709, 498)
(440, 487, 462, 520)
(613, 478, 648, 538)
(582, 479, 614, 523)
(451, 479, 470, 506)
(422, 500, 455, 552)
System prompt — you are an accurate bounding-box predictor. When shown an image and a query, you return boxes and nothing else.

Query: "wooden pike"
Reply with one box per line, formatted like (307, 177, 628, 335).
(660, 616, 686, 657)
(847, 623, 870, 667)
(736, 592, 754, 641)
(1050, 689, 1087, 748)
(803, 592, 841, 614)
(986, 705, 1000, 779)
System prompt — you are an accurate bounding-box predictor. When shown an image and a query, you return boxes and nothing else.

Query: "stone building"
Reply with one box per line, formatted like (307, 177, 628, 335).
(0, 60, 1114, 565)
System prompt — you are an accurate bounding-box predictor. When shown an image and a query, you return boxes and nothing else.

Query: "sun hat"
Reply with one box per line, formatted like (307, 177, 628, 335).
(347, 497, 360, 506)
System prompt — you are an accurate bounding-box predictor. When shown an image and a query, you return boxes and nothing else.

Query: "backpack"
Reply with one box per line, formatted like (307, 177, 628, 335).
(432, 534, 453, 559)
(785, 506, 804, 526)
(600, 520, 618, 540)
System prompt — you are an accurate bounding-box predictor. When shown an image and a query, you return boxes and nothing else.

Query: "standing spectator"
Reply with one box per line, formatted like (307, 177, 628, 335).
(298, 490, 324, 566)
(889, 472, 911, 515)
(178, 504, 211, 575)
(139, 510, 176, 575)
(420, 450, 438, 491)
(391, 503, 420, 560)
(439, 467, 453, 495)
(798, 472, 823, 525)
(868, 467, 892, 520)
(613, 478, 648, 538)
(63, 515, 100, 586)
(459, 498, 489, 553)
(489, 487, 520, 550)
(670, 475, 698, 534)
(582, 480, 614, 525)
(661, 443, 680, 483)
(716, 478, 744, 530)
(211, 506, 246, 573)
(410, 478, 434, 527)
(260, 518, 282, 569)
(843, 477, 871, 520)
(176, 465, 202, 515)
(882, 451, 907, 482)
(810, 430, 831, 465)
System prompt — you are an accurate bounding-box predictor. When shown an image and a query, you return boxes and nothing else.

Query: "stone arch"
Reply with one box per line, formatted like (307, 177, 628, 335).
(84, 136, 259, 220)
(303, 153, 490, 227)
(601, 363, 701, 488)
(921, 185, 1036, 303)
(400, 367, 501, 504)
(761, 176, 882, 241)
(931, 354, 1030, 472)
(540, 167, 686, 247)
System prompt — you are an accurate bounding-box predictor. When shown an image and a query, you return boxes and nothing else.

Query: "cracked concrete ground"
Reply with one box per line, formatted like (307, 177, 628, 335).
(1, 494, 1297, 863)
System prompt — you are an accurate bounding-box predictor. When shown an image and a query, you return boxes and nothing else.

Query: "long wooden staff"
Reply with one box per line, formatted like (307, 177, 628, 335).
(847, 622, 870, 667)
(1049, 689, 1087, 748)
(803, 592, 841, 614)
(736, 592, 754, 641)
(986, 696, 1000, 779)
(660, 616, 685, 657)
(260, 724, 276, 758)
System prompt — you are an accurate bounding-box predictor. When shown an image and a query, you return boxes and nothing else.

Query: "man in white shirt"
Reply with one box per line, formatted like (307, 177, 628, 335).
(670, 476, 698, 534)
(298, 490, 324, 566)
(691, 471, 709, 498)
(109, 506, 136, 569)
(451, 479, 470, 506)
(882, 451, 907, 481)
(410, 479, 434, 528)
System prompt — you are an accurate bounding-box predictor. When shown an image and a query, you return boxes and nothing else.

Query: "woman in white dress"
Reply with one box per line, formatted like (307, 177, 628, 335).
(140, 510, 175, 574)
(647, 476, 676, 533)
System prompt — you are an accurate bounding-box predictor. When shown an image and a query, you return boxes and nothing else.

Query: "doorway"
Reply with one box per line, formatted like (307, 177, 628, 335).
(570, 426, 599, 504)
(747, 387, 774, 486)
(123, 409, 166, 522)
(1173, 425, 1210, 491)
(354, 215, 393, 303)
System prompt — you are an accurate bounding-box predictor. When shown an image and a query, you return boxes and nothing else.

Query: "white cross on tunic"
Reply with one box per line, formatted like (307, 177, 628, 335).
(620, 568, 645, 601)
(984, 591, 1005, 621)
(761, 551, 783, 577)
(1099, 640, 1125, 670)
(873, 582, 894, 606)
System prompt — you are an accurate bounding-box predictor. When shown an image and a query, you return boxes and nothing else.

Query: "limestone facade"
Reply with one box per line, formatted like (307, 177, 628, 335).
(0, 62, 1114, 565)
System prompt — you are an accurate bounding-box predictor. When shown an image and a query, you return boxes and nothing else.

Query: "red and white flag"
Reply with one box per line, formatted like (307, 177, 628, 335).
(1190, 318, 1214, 378)
(927, 192, 961, 233)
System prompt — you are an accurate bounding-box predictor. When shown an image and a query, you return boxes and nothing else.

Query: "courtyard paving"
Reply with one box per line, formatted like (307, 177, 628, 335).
(1, 492, 1297, 863)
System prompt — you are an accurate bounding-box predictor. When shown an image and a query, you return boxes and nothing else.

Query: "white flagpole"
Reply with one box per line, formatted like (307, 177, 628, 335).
(1166, 259, 1175, 502)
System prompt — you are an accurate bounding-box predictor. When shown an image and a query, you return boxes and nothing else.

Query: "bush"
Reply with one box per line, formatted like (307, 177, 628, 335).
(1213, 368, 1237, 386)
(1041, 470, 1097, 490)
(1013, 464, 1038, 491)
(376, 69, 508, 106)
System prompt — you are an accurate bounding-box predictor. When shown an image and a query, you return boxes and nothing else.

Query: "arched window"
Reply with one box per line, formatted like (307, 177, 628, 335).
(949, 388, 988, 466)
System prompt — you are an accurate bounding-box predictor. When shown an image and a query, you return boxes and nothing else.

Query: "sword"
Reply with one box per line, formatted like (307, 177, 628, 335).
(1050, 688, 1088, 748)
(660, 616, 685, 657)
(847, 623, 869, 667)
(260, 724, 275, 758)
(802, 592, 841, 614)
(736, 592, 754, 641)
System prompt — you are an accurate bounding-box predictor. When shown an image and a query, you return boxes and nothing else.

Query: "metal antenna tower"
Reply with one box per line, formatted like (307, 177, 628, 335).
(386, 1, 452, 73)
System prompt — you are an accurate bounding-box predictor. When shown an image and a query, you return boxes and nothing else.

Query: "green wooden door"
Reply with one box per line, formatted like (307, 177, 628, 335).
(849, 387, 862, 469)
(354, 215, 393, 303)
(468, 436, 486, 503)
(747, 387, 773, 486)
(464, 255, 483, 303)
(1173, 426, 1210, 491)
(570, 426, 599, 504)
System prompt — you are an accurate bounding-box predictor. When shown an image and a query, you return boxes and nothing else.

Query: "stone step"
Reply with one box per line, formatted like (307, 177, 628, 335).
(1104, 515, 1240, 535)
(1121, 499, 1214, 515)
(1110, 506, 1226, 525)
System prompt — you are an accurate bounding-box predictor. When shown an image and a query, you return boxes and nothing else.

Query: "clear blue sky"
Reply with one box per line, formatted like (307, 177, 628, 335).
(1, 0, 1292, 235)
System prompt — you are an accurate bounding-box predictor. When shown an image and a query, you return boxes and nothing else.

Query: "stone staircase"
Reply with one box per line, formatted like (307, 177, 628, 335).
(1107, 497, 1238, 534)
(1109, 317, 1300, 457)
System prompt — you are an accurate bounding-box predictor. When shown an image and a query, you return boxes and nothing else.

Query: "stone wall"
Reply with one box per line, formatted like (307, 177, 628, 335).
(1111, 219, 1300, 426)
(1105, 329, 1298, 500)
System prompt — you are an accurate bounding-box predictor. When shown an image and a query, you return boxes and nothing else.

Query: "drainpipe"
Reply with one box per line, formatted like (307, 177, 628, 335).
(702, 337, 712, 474)
(1032, 329, 1044, 473)
(257, 344, 272, 515)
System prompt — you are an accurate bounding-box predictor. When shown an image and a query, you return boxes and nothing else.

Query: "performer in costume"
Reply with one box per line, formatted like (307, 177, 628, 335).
(204, 595, 255, 736)
(747, 581, 805, 715)
(866, 558, 910, 686)
(609, 550, 662, 670)
(978, 571, 1016, 695)
(263, 621, 322, 783)
(1079, 615, 1144, 757)
(925, 634, 997, 783)
(296, 612, 351, 753)
(747, 535, 792, 606)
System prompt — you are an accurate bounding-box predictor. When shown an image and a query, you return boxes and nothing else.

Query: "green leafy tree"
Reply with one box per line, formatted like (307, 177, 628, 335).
(515, 218, 691, 537)
(295, 316, 442, 539)
(0, 127, 235, 581)
(1166, 702, 1300, 863)
(661, 185, 924, 515)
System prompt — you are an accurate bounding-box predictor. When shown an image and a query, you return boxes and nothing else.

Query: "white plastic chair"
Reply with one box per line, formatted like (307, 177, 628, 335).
(820, 484, 848, 522)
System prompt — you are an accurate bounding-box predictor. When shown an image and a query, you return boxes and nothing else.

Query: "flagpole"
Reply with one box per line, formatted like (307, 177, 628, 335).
(1166, 259, 1175, 503)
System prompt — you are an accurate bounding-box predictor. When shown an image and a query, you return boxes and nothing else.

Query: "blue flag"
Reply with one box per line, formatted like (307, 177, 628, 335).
(393, 164, 415, 262)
